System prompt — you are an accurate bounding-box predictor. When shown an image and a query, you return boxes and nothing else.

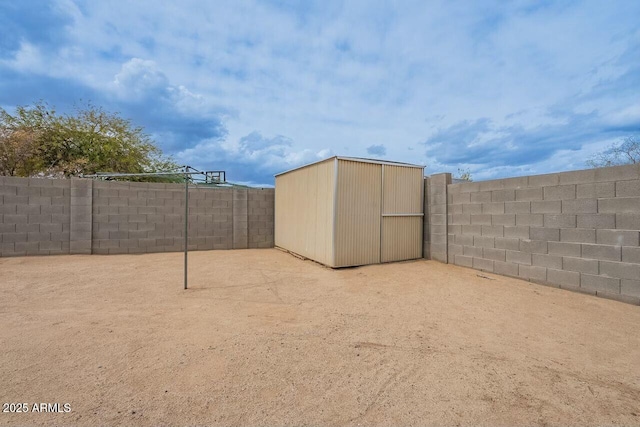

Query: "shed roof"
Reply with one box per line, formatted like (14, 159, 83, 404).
(275, 156, 425, 177)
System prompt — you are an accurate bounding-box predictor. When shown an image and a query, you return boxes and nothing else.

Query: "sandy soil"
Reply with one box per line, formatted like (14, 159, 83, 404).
(1, 249, 639, 426)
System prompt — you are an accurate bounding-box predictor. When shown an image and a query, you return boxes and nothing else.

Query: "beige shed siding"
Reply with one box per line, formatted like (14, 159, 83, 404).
(381, 165, 424, 262)
(275, 158, 335, 266)
(312, 159, 336, 265)
(381, 217, 423, 262)
(382, 166, 423, 214)
(334, 159, 382, 267)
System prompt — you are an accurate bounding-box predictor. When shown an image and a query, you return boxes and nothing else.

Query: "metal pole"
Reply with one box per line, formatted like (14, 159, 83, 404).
(184, 166, 189, 290)
(380, 164, 384, 263)
(82, 168, 211, 291)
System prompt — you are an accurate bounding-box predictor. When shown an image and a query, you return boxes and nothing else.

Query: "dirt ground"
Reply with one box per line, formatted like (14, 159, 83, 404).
(1, 249, 639, 427)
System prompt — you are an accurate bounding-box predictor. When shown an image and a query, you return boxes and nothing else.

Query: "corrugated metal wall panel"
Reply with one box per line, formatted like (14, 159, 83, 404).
(275, 159, 335, 266)
(381, 217, 423, 262)
(313, 160, 336, 265)
(381, 165, 424, 263)
(334, 160, 381, 267)
(383, 166, 424, 214)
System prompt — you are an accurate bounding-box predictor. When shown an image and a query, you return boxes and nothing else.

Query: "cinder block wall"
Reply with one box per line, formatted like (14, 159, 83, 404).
(425, 164, 640, 304)
(423, 173, 450, 262)
(0, 176, 71, 256)
(91, 181, 238, 254)
(248, 189, 275, 249)
(0, 176, 275, 256)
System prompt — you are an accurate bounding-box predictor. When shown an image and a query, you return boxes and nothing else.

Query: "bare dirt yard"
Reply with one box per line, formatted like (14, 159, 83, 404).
(1, 249, 639, 426)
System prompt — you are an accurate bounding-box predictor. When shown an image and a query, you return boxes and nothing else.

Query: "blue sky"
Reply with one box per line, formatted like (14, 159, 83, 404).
(1, 0, 639, 185)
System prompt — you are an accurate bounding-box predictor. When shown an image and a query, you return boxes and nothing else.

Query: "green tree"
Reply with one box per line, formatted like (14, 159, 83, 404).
(0, 102, 180, 180)
(0, 102, 53, 176)
(586, 136, 640, 168)
(0, 126, 41, 176)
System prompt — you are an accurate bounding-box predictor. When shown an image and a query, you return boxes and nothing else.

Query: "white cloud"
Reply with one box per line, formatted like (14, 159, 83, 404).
(0, 41, 44, 71)
(112, 59, 169, 99)
(176, 131, 333, 185)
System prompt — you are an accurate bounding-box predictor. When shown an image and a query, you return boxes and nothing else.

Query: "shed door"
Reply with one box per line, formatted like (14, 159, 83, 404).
(381, 165, 424, 263)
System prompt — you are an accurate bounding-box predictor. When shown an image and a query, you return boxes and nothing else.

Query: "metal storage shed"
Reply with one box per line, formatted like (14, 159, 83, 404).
(275, 156, 425, 268)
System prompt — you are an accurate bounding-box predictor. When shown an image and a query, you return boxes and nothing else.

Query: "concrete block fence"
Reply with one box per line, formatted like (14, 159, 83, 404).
(424, 163, 640, 305)
(0, 176, 274, 256)
(1, 177, 71, 256)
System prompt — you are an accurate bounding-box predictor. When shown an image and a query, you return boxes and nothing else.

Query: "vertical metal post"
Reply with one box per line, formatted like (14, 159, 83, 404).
(184, 166, 189, 290)
(380, 164, 385, 263)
